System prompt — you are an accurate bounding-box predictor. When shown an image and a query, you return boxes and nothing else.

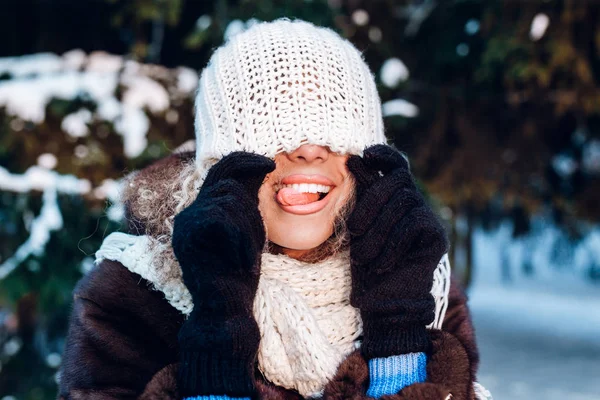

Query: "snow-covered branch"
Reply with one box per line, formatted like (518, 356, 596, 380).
(0, 188, 61, 280)
(0, 51, 198, 158)
(0, 165, 91, 194)
(0, 166, 92, 280)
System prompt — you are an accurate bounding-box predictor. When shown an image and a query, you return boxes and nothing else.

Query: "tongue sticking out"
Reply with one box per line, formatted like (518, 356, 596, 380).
(277, 187, 321, 206)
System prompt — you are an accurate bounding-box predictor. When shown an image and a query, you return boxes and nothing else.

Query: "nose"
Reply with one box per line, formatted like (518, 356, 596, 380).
(286, 145, 330, 163)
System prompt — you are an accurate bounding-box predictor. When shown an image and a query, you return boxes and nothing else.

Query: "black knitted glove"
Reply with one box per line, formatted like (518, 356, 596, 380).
(346, 145, 448, 360)
(172, 152, 275, 398)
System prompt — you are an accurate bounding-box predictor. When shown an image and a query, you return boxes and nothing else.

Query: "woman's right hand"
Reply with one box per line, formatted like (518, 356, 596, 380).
(346, 145, 448, 360)
(172, 152, 275, 398)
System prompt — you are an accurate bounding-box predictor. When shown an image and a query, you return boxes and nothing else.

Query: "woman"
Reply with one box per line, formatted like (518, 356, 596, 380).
(59, 19, 485, 400)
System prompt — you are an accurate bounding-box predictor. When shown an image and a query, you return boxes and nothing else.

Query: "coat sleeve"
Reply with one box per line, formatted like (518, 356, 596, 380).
(58, 260, 184, 400)
(323, 279, 481, 400)
(441, 278, 480, 379)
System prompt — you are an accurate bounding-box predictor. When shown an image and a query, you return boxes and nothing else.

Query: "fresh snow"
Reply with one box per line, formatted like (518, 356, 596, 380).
(0, 53, 63, 77)
(177, 67, 199, 94)
(382, 99, 419, 118)
(92, 179, 120, 200)
(0, 166, 92, 279)
(115, 106, 150, 158)
(0, 71, 118, 124)
(530, 13, 550, 41)
(86, 51, 123, 73)
(224, 20, 246, 40)
(120, 74, 170, 114)
(0, 164, 126, 279)
(380, 58, 409, 88)
(469, 223, 600, 399)
(471, 220, 600, 286)
(471, 284, 600, 400)
(0, 50, 199, 281)
(62, 109, 93, 138)
(0, 165, 91, 194)
(0, 51, 182, 158)
(62, 49, 87, 71)
(37, 153, 58, 170)
(93, 179, 124, 222)
(0, 188, 62, 280)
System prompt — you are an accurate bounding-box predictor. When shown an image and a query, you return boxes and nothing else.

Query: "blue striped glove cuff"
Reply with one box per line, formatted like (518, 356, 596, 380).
(366, 352, 427, 398)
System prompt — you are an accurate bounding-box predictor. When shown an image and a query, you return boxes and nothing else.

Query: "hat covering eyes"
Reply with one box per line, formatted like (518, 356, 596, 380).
(194, 19, 386, 167)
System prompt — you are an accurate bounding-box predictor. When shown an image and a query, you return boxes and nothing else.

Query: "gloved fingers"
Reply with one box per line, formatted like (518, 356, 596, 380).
(347, 146, 412, 194)
(347, 169, 417, 235)
(212, 180, 263, 214)
(182, 179, 268, 266)
(203, 151, 276, 195)
(362, 144, 410, 175)
(172, 202, 230, 255)
(350, 188, 425, 265)
(346, 155, 379, 191)
(173, 195, 264, 276)
(199, 180, 265, 236)
(371, 207, 447, 275)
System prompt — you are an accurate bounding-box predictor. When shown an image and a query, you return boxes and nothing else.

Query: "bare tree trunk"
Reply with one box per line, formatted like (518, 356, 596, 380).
(451, 204, 474, 288)
(464, 204, 474, 288)
(147, 2, 165, 63)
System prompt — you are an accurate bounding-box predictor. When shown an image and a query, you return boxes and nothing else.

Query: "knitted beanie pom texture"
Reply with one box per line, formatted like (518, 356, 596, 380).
(195, 19, 386, 167)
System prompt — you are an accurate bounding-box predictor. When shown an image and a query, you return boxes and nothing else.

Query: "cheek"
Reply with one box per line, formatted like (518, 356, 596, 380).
(333, 175, 356, 217)
(258, 183, 275, 223)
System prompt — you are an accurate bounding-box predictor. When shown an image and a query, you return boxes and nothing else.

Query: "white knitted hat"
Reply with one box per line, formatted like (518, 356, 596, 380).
(194, 19, 386, 166)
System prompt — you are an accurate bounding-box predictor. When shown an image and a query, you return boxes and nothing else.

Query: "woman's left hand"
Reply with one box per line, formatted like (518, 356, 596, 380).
(346, 144, 449, 359)
(323, 331, 475, 400)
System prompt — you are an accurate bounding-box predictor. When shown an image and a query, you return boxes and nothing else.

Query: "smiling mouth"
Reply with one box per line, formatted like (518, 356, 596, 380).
(274, 176, 335, 214)
(275, 183, 331, 204)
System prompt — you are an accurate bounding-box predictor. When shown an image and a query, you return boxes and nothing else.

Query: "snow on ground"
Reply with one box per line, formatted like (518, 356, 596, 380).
(470, 284, 600, 400)
(468, 223, 600, 400)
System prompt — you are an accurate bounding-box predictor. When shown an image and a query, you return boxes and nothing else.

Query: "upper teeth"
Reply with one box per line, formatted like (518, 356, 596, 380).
(282, 183, 331, 194)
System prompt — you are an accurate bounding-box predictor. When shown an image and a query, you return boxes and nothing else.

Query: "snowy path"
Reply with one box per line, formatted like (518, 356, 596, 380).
(469, 285, 600, 400)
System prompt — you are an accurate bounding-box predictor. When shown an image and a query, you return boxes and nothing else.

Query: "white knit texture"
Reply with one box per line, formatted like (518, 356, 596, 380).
(94, 232, 464, 397)
(428, 253, 452, 330)
(194, 19, 386, 166)
(255, 252, 361, 397)
(95, 232, 193, 315)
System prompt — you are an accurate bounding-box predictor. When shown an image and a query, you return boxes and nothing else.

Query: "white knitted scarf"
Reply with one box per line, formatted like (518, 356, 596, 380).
(256, 252, 361, 397)
(95, 232, 453, 398)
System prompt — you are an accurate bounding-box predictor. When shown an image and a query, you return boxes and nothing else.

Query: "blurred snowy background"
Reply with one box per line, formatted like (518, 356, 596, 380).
(1, 1, 599, 399)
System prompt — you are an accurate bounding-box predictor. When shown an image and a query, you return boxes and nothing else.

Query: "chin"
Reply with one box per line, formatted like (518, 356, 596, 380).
(268, 222, 334, 251)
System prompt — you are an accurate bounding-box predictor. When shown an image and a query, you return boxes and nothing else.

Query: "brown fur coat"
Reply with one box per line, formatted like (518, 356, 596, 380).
(58, 152, 479, 400)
